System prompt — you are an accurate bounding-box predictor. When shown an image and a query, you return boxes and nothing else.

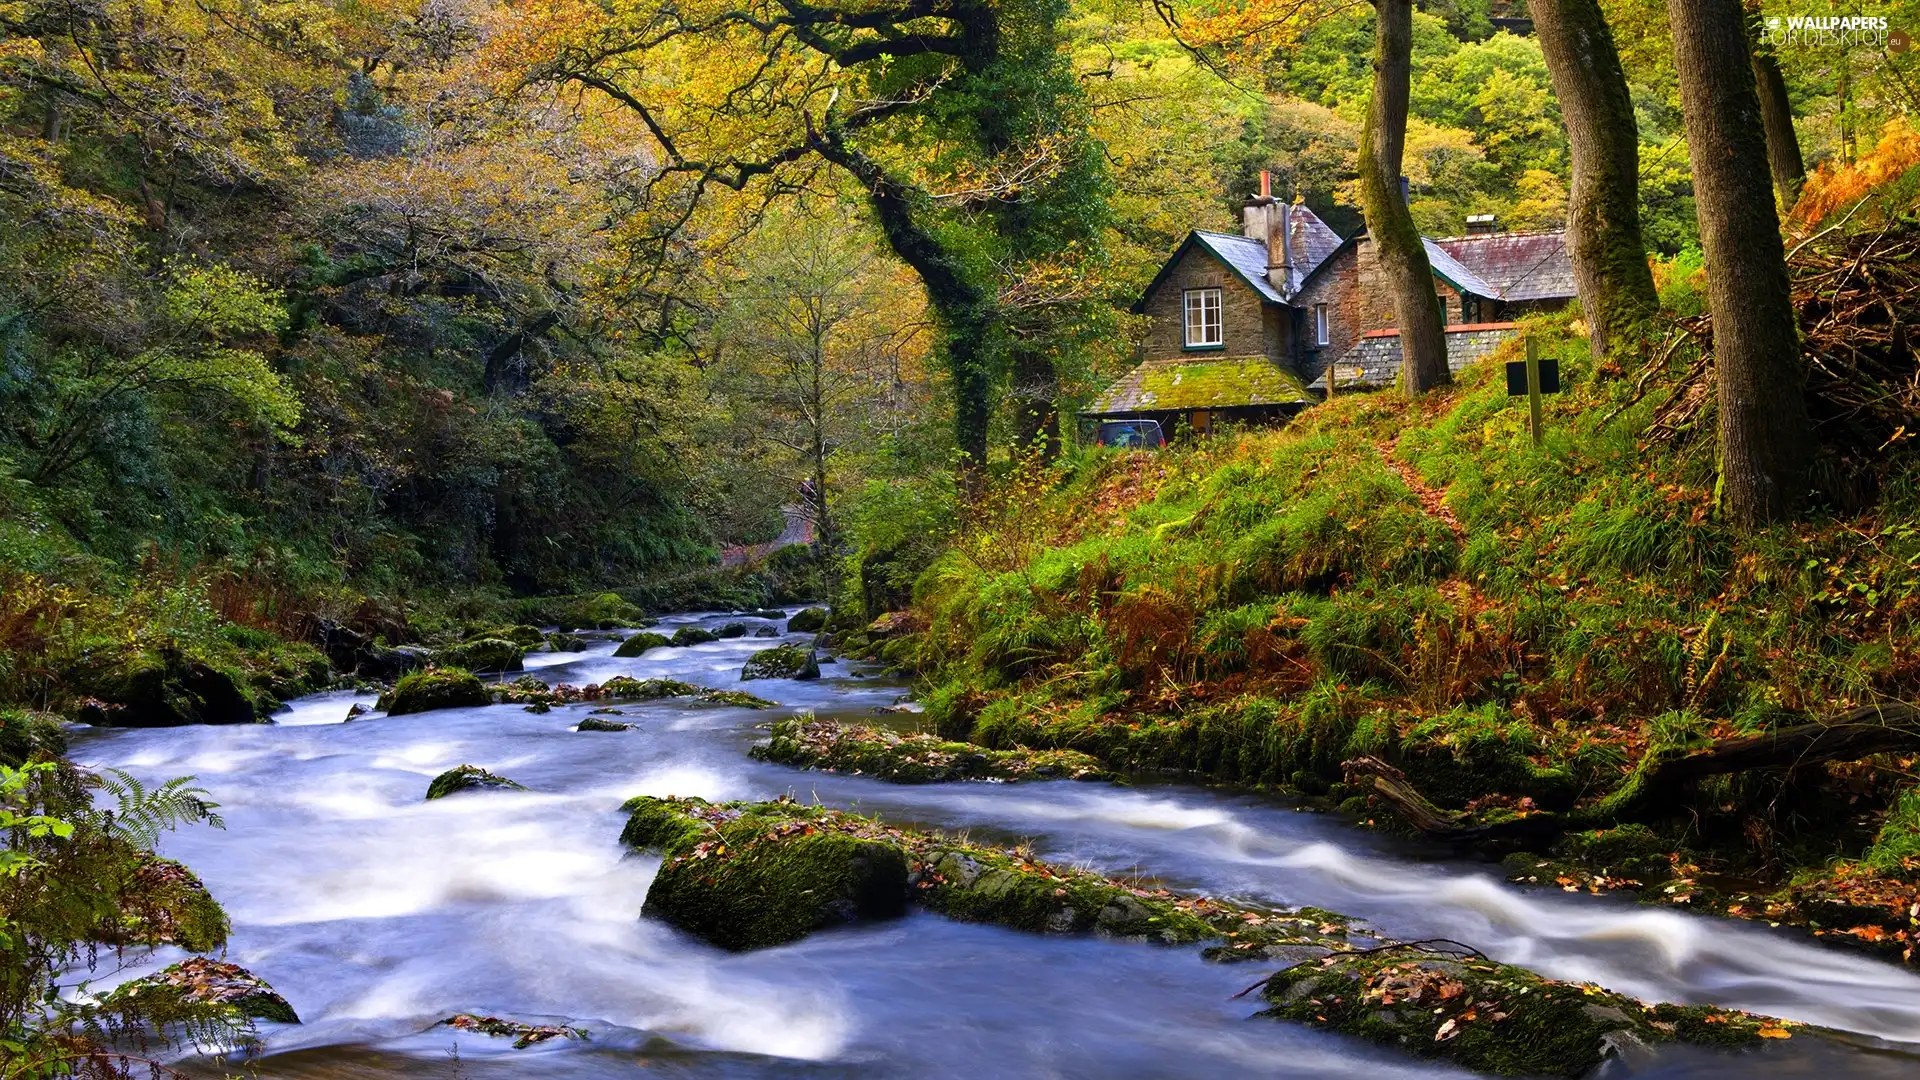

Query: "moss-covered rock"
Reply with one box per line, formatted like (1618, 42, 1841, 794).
(435, 638, 525, 673)
(613, 632, 670, 658)
(108, 958, 298, 1024)
(619, 797, 1350, 956)
(741, 644, 819, 681)
(669, 626, 719, 647)
(577, 717, 633, 732)
(73, 649, 259, 727)
(100, 851, 231, 953)
(598, 676, 775, 708)
(440, 1013, 586, 1048)
(1256, 945, 1791, 1077)
(425, 764, 527, 800)
(387, 668, 491, 716)
(467, 624, 547, 649)
(752, 717, 1110, 783)
(546, 632, 588, 653)
(786, 607, 829, 633)
(635, 799, 910, 951)
(713, 622, 746, 639)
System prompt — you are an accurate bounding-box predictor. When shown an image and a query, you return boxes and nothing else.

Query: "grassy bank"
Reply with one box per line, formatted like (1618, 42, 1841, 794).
(866, 315, 1918, 959)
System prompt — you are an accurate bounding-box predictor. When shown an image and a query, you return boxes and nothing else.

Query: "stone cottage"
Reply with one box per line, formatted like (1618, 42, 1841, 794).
(1085, 174, 1577, 433)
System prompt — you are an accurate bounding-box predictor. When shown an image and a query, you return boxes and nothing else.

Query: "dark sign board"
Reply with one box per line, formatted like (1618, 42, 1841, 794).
(1506, 357, 1561, 396)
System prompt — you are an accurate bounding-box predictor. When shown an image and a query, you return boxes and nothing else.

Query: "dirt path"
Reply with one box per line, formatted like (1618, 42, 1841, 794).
(1377, 440, 1466, 540)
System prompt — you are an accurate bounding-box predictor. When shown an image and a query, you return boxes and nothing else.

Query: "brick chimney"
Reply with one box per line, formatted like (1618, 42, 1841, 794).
(1242, 169, 1275, 246)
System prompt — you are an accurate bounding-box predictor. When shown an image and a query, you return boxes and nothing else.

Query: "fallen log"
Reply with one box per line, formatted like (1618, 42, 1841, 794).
(1348, 701, 1920, 846)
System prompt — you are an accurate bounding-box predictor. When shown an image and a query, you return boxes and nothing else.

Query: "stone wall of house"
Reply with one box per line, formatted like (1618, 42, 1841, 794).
(1290, 239, 1464, 384)
(1325, 325, 1519, 389)
(1141, 247, 1275, 363)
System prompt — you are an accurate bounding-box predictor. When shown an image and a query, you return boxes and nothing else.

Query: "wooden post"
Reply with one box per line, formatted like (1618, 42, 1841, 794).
(1526, 336, 1544, 446)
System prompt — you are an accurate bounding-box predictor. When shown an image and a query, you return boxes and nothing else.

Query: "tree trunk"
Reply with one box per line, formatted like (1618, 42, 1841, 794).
(1359, 0, 1448, 395)
(1529, 0, 1659, 361)
(1751, 46, 1805, 208)
(1666, 0, 1811, 526)
(1010, 346, 1060, 460)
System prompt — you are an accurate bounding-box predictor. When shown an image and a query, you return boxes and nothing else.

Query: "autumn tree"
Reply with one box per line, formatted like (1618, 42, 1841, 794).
(519, 0, 1109, 486)
(1529, 0, 1659, 359)
(1359, 0, 1448, 394)
(1665, 0, 1811, 524)
(710, 213, 928, 555)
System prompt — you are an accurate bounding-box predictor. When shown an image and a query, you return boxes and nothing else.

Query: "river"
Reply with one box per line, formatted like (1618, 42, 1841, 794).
(68, 611, 1920, 1078)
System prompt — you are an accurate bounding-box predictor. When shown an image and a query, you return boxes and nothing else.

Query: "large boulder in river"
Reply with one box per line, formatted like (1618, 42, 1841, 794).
(435, 638, 524, 673)
(1256, 944, 1788, 1077)
(387, 668, 491, 716)
(715, 622, 749, 639)
(741, 644, 819, 681)
(359, 644, 433, 681)
(670, 626, 718, 647)
(93, 848, 230, 953)
(752, 717, 1109, 783)
(73, 649, 258, 727)
(786, 607, 829, 633)
(425, 764, 527, 800)
(466, 624, 546, 648)
(108, 958, 298, 1024)
(613, 632, 669, 658)
(624, 796, 909, 951)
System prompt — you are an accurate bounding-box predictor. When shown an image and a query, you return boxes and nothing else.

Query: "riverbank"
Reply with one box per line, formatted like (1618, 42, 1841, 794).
(842, 318, 1919, 963)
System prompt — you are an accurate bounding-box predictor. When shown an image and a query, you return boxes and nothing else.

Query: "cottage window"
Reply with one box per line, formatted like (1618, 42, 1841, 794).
(1183, 288, 1222, 347)
(1314, 303, 1329, 347)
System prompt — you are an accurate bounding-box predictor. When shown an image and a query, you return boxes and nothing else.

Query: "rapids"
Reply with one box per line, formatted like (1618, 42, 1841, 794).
(68, 611, 1920, 1078)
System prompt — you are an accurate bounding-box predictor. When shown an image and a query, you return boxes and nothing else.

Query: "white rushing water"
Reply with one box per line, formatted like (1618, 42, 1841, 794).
(68, 611, 1920, 1078)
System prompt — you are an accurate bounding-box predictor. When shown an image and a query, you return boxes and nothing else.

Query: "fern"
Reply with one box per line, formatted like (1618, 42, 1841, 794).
(86, 770, 224, 847)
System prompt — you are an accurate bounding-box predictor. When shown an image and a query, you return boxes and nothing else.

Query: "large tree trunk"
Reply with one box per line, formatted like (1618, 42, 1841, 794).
(1666, 0, 1811, 526)
(1359, 0, 1448, 395)
(1752, 46, 1805, 209)
(1529, 0, 1659, 361)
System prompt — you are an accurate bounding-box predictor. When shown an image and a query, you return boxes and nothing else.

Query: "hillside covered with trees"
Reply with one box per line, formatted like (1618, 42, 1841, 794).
(5, 0, 1920, 1077)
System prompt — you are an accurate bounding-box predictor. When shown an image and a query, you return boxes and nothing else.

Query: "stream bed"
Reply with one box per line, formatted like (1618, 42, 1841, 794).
(70, 611, 1920, 1078)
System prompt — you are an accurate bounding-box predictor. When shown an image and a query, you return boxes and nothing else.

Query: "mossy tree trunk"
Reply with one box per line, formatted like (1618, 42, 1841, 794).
(1359, 0, 1448, 395)
(1752, 44, 1805, 209)
(1666, 0, 1811, 526)
(1529, 0, 1660, 362)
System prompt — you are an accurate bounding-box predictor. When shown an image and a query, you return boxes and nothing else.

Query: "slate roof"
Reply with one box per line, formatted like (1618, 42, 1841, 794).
(1085, 356, 1314, 415)
(1431, 231, 1576, 302)
(1422, 238, 1501, 298)
(1152, 206, 1344, 307)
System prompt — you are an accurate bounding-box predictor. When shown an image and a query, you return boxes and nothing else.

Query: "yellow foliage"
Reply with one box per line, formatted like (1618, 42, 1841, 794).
(1791, 119, 1920, 230)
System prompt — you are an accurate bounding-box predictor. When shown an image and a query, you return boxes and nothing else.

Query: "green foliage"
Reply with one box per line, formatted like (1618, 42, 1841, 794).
(1864, 785, 1920, 877)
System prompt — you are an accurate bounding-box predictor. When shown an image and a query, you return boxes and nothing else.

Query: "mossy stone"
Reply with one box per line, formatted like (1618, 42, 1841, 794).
(546, 632, 588, 652)
(106, 958, 298, 1025)
(425, 764, 527, 800)
(753, 626, 780, 638)
(0, 709, 67, 766)
(75, 649, 258, 727)
(716, 622, 749, 639)
(786, 607, 829, 633)
(467, 624, 546, 648)
(613, 632, 670, 658)
(670, 626, 719, 647)
(741, 644, 819, 681)
(577, 717, 633, 732)
(435, 638, 525, 673)
(387, 668, 491, 716)
(104, 852, 231, 953)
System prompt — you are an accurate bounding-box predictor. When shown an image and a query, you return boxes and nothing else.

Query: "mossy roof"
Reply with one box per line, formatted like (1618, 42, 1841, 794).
(1086, 357, 1313, 415)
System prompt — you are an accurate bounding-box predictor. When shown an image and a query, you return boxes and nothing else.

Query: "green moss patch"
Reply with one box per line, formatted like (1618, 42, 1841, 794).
(108, 958, 298, 1024)
(386, 668, 491, 716)
(99, 851, 230, 953)
(751, 716, 1110, 782)
(670, 626, 719, 647)
(1257, 944, 1793, 1077)
(741, 644, 819, 681)
(787, 607, 829, 633)
(425, 765, 526, 800)
(599, 676, 775, 708)
(434, 638, 525, 673)
(613, 632, 670, 657)
(576, 717, 633, 732)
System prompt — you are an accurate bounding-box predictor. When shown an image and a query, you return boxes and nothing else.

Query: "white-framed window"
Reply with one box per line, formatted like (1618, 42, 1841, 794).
(1314, 303, 1330, 346)
(1183, 288, 1223, 347)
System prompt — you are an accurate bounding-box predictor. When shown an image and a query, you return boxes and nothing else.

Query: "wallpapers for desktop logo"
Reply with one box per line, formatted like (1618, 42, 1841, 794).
(1761, 13, 1910, 53)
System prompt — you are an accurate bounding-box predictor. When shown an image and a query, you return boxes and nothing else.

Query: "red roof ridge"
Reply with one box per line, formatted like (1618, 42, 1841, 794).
(1359, 321, 1522, 339)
